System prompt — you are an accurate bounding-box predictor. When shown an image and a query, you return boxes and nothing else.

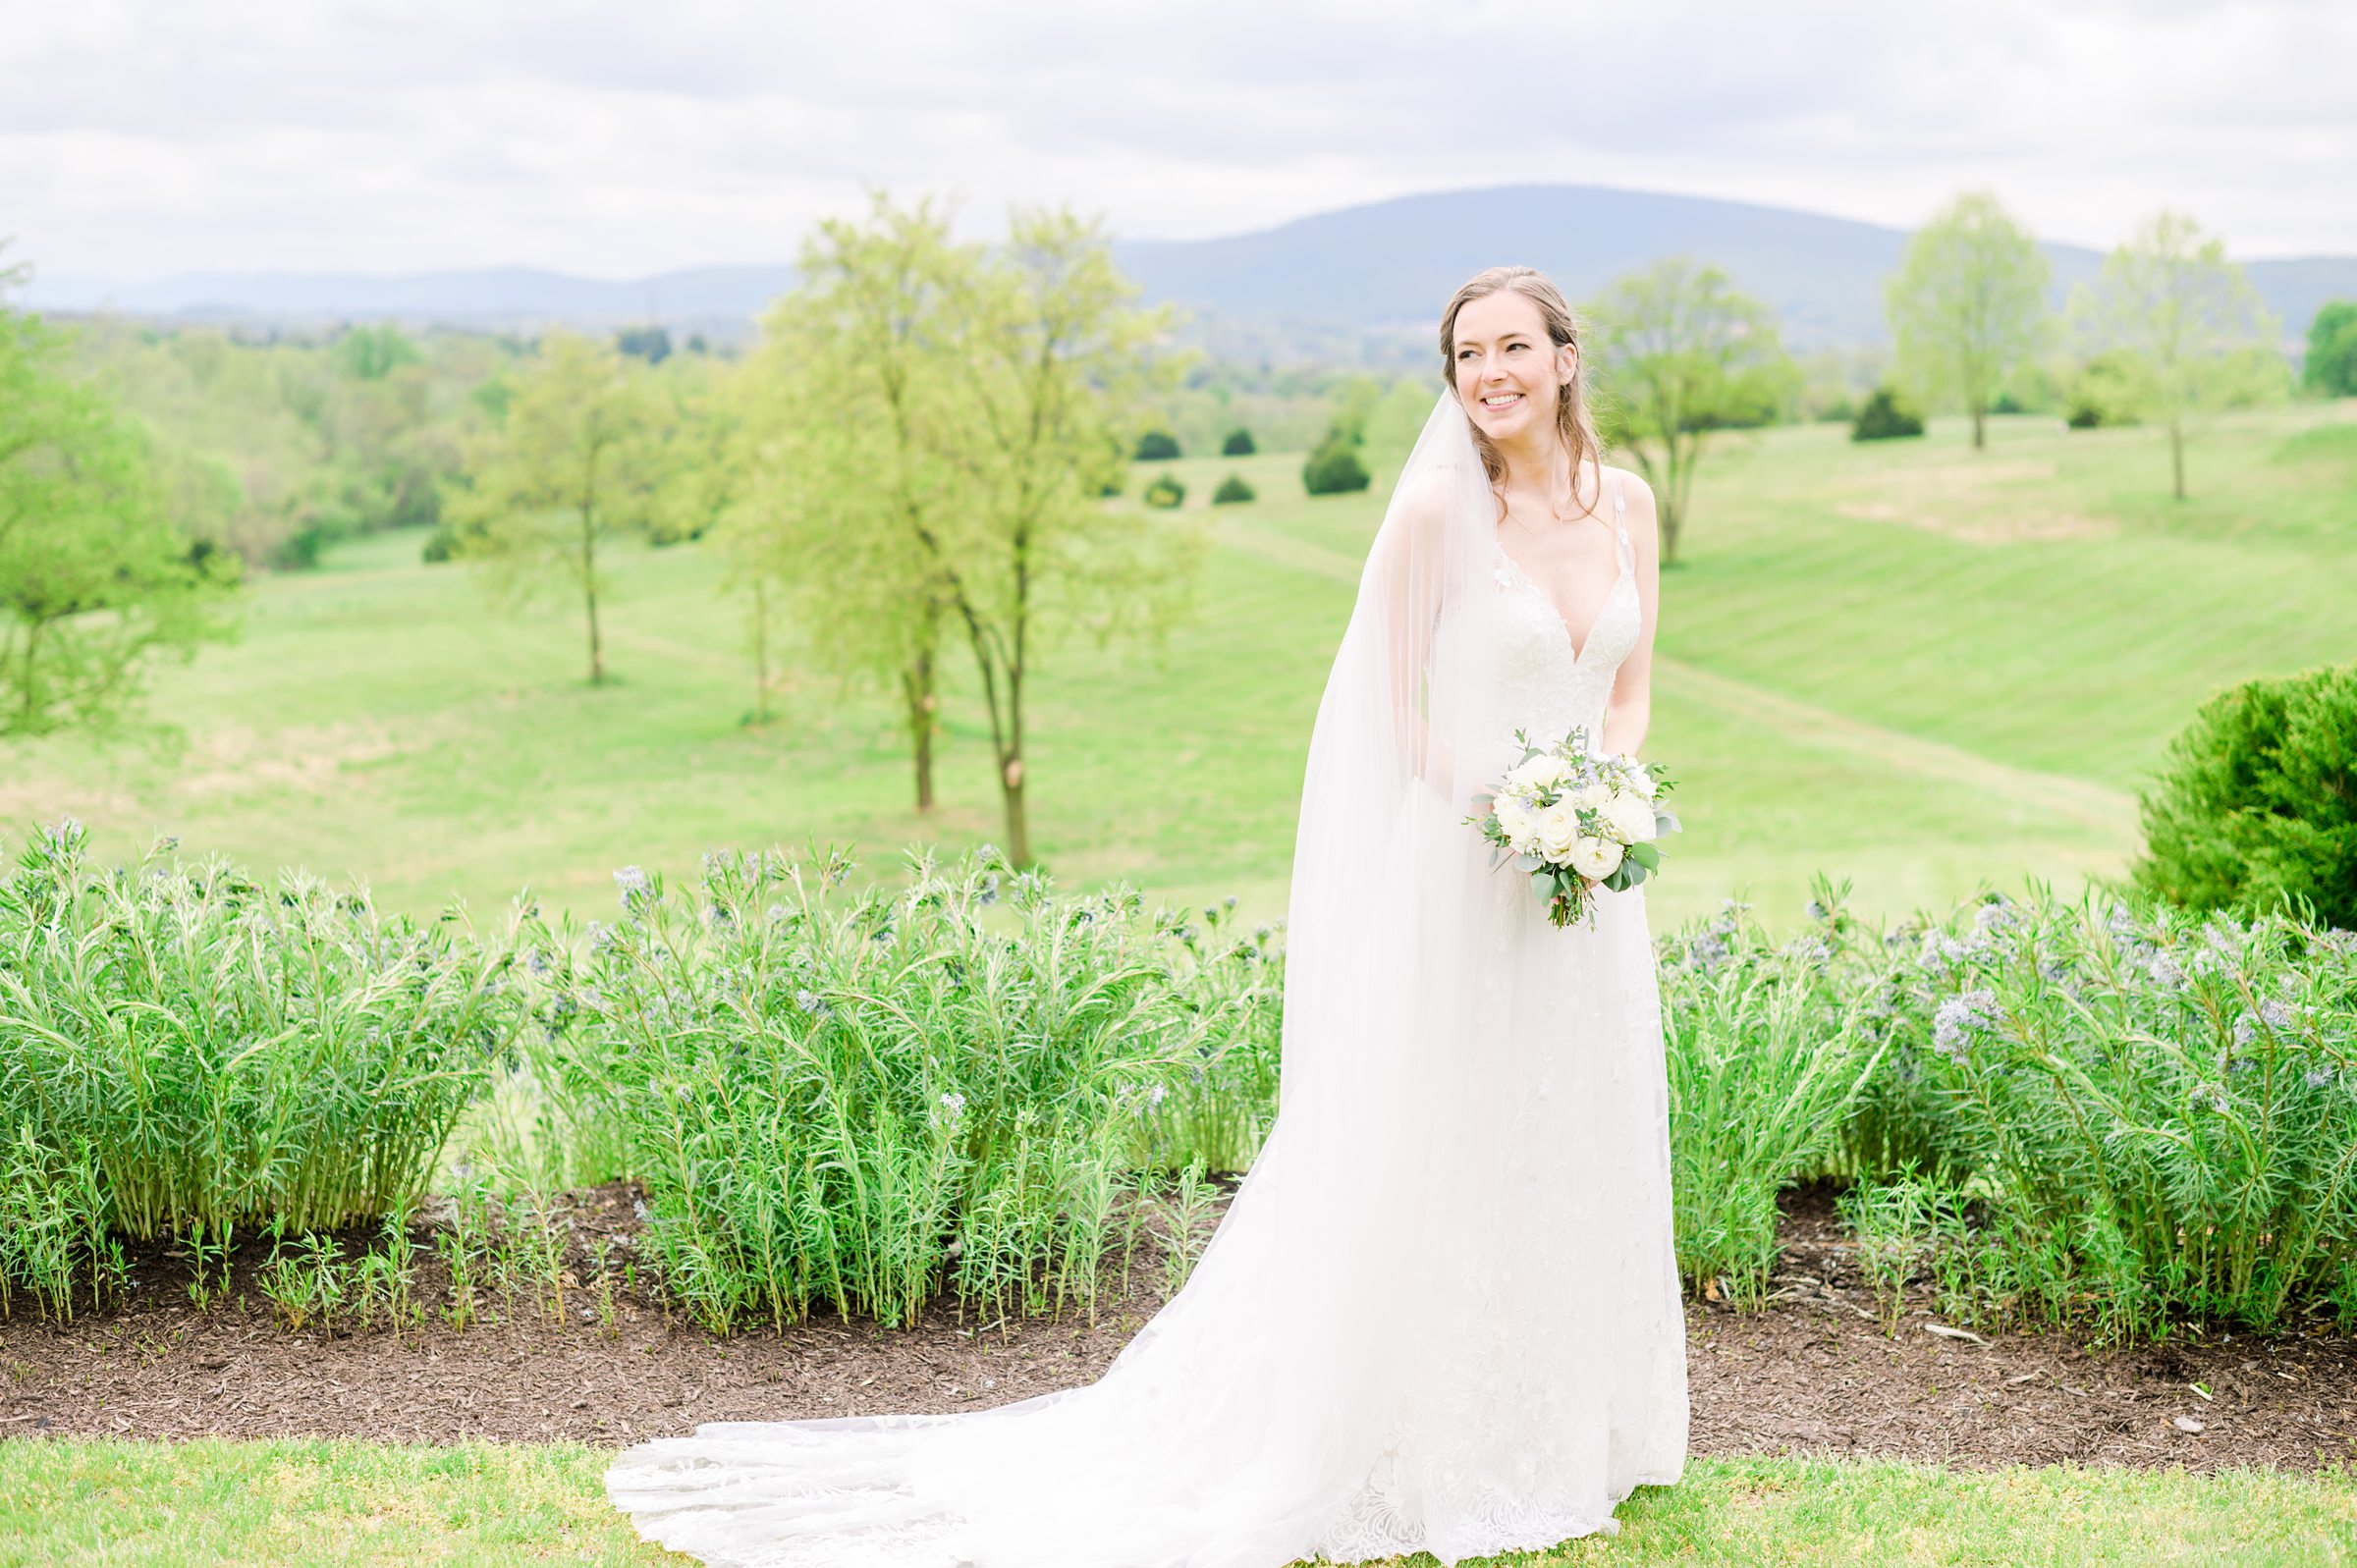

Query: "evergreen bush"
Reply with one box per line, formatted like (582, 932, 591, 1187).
(1221, 427, 1255, 457)
(2131, 664, 2357, 930)
(1301, 434, 1370, 495)
(1212, 473, 1256, 506)
(2302, 300, 2357, 398)
(1133, 430, 1180, 461)
(1142, 473, 1185, 510)
(1850, 387, 1925, 441)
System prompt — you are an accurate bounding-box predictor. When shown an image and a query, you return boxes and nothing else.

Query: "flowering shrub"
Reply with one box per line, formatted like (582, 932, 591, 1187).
(1846, 889, 2357, 1339)
(1654, 879, 1888, 1304)
(527, 845, 1280, 1330)
(0, 821, 522, 1316)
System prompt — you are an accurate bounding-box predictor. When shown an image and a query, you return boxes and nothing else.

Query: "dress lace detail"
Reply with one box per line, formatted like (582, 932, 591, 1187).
(606, 465, 1688, 1568)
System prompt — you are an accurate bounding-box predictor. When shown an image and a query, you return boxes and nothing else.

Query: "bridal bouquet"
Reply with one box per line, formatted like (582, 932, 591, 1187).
(1464, 727, 1679, 929)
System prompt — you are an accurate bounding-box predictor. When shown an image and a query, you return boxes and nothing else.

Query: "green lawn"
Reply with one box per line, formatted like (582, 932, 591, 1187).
(5, 403, 2350, 932)
(0, 1439, 2348, 1566)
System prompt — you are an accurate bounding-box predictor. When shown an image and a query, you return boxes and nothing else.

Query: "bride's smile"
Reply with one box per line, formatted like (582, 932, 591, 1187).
(1452, 289, 1578, 449)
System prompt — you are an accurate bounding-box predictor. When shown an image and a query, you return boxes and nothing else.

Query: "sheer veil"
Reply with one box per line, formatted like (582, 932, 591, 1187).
(606, 390, 1554, 1568)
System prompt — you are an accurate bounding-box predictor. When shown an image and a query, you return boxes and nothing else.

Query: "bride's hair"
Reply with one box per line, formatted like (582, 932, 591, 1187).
(1439, 265, 1608, 519)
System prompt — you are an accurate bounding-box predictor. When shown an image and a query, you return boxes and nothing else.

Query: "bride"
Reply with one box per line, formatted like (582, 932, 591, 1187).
(607, 264, 1688, 1567)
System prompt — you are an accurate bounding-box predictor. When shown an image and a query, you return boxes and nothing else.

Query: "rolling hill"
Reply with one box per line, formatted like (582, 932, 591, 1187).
(30, 185, 2353, 352)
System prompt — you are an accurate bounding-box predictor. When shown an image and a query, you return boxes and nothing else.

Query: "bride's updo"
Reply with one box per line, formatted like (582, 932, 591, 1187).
(1440, 265, 1608, 516)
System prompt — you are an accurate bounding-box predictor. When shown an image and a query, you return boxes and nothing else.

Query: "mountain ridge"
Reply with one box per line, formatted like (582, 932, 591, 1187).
(27, 184, 2348, 351)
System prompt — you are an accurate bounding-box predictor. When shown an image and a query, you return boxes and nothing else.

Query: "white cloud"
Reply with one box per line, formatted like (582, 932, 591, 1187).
(3, 0, 2349, 285)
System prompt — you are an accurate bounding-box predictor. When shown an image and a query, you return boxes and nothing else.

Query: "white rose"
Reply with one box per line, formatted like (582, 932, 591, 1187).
(1507, 754, 1566, 793)
(1494, 798, 1538, 852)
(1603, 792, 1656, 845)
(1535, 803, 1580, 862)
(1568, 782, 1610, 810)
(1569, 836, 1624, 879)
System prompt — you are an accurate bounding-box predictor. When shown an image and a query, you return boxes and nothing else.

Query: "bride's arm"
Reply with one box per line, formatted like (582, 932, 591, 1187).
(1600, 471, 1662, 760)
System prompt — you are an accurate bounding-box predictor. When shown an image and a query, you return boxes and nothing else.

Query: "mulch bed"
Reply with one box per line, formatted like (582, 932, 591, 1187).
(4, 1180, 2354, 1474)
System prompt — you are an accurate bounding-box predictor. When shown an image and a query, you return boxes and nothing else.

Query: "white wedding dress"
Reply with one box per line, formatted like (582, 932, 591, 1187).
(608, 395, 1688, 1567)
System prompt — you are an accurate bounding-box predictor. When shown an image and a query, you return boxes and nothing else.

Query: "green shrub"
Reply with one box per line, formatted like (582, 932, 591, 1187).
(1142, 473, 1185, 510)
(1656, 879, 1890, 1305)
(2302, 300, 2357, 398)
(1301, 434, 1370, 495)
(1657, 878, 2357, 1340)
(2064, 350, 2146, 429)
(1850, 387, 1925, 441)
(1841, 888, 2357, 1340)
(527, 847, 1281, 1331)
(2132, 664, 2357, 930)
(1133, 429, 1180, 461)
(1212, 473, 1256, 506)
(1221, 427, 1255, 457)
(0, 822, 522, 1314)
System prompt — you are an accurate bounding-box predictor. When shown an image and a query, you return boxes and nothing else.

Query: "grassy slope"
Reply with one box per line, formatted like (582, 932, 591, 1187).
(4, 404, 2350, 931)
(0, 1440, 2349, 1567)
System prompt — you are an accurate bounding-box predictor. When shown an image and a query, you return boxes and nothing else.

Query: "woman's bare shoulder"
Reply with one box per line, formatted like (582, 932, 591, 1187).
(1603, 462, 1660, 544)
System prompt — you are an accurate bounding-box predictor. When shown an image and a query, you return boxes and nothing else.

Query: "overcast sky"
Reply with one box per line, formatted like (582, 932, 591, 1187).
(5, 0, 2350, 286)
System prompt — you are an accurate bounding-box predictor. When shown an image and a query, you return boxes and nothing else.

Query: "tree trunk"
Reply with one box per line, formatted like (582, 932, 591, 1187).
(581, 510, 605, 685)
(750, 576, 771, 727)
(2170, 420, 2187, 500)
(999, 751, 1030, 868)
(1970, 404, 1987, 451)
(18, 619, 40, 725)
(1008, 661, 1032, 864)
(902, 649, 937, 812)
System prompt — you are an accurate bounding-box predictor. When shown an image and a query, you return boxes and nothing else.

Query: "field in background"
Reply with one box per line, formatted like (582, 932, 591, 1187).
(3, 403, 2351, 932)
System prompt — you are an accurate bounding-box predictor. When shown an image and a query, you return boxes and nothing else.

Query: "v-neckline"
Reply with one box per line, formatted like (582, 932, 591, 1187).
(1495, 543, 1631, 665)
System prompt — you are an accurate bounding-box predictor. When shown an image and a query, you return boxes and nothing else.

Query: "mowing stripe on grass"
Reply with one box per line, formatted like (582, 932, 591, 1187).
(1213, 514, 2139, 838)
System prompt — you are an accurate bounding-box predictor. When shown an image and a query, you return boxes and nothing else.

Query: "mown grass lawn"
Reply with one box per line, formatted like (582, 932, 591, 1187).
(1, 1439, 2349, 1566)
(6, 403, 2349, 933)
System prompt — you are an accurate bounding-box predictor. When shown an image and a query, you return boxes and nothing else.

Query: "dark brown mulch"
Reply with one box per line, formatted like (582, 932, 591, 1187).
(3, 1180, 2354, 1473)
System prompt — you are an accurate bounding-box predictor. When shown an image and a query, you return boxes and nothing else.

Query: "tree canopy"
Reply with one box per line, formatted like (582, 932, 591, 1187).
(0, 275, 239, 737)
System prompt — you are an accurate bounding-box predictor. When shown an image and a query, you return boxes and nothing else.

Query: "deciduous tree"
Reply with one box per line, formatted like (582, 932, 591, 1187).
(1590, 258, 1795, 565)
(1885, 189, 2053, 451)
(0, 268, 239, 737)
(936, 206, 1204, 865)
(442, 330, 660, 683)
(2071, 210, 2286, 499)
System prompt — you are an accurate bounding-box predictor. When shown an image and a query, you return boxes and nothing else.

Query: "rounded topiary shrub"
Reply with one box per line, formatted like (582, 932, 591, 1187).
(1133, 430, 1181, 461)
(1850, 387, 1925, 442)
(1222, 427, 1256, 457)
(2131, 663, 2357, 929)
(1212, 473, 1256, 506)
(1142, 473, 1185, 510)
(1301, 436, 1371, 496)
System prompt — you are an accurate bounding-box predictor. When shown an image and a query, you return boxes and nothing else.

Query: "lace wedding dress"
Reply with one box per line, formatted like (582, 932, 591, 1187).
(607, 393, 1688, 1567)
